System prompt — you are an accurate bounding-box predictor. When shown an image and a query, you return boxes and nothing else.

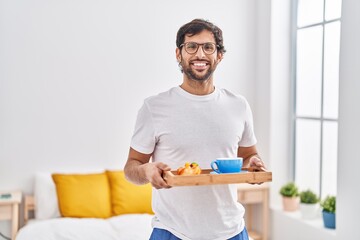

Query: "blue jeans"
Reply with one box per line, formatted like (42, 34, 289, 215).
(149, 227, 249, 240)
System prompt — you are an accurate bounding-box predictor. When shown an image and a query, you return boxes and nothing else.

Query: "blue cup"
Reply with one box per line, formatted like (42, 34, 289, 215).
(211, 158, 243, 174)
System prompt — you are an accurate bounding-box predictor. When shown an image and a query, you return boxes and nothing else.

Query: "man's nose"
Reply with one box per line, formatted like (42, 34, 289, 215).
(195, 46, 206, 58)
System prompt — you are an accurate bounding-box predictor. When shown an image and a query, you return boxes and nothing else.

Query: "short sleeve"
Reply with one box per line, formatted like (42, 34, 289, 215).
(130, 102, 156, 154)
(238, 99, 257, 147)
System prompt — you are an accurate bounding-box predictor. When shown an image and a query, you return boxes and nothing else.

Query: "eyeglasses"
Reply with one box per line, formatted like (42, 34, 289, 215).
(180, 42, 219, 55)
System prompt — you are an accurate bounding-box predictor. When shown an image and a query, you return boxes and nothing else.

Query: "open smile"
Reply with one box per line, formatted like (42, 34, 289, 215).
(190, 61, 209, 71)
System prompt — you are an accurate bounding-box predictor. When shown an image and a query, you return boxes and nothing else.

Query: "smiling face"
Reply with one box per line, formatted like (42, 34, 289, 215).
(176, 30, 223, 83)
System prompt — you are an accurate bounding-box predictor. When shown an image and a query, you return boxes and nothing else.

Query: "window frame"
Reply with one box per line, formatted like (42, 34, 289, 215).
(290, 0, 341, 198)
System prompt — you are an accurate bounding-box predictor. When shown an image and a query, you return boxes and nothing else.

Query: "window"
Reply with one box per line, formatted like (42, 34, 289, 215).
(292, 0, 342, 198)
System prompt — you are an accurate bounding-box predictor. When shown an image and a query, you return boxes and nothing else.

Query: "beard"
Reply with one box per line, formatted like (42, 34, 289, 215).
(180, 61, 215, 82)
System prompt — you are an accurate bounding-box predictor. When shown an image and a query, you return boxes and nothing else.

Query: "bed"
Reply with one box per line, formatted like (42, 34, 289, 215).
(16, 170, 154, 240)
(16, 170, 256, 240)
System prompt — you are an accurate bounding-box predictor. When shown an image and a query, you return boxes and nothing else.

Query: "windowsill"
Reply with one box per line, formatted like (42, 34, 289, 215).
(271, 205, 336, 239)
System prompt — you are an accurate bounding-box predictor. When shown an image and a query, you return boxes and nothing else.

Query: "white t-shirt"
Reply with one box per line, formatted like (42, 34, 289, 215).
(130, 86, 257, 240)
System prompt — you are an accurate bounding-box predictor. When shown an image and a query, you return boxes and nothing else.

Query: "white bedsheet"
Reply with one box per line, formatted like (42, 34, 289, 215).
(16, 214, 153, 240)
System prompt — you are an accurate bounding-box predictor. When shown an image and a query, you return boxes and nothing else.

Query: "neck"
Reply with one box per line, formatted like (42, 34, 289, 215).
(180, 78, 215, 95)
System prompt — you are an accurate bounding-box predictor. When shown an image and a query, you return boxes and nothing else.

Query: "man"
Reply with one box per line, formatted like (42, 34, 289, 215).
(124, 19, 266, 240)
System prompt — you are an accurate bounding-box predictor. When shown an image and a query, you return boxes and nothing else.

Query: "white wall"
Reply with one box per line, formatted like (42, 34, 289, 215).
(337, 0, 360, 239)
(0, 0, 258, 235)
(251, 0, 292, 205)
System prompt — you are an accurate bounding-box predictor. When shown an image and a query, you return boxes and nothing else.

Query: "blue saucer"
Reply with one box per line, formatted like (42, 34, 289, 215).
(210, 170, 248, 174)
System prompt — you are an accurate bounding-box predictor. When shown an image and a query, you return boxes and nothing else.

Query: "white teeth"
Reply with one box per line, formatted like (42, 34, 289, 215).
(193, 63, 206, 67)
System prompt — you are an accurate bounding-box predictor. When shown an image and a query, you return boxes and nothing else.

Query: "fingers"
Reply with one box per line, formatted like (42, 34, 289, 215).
(156, 162, 172, 171)
(249, 156, 266, 169)
(249, 157, 266, 184)
(146, 162, 172, 189)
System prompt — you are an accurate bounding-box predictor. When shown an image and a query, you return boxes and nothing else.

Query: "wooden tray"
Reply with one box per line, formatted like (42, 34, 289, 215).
(163, 167, 272, 187)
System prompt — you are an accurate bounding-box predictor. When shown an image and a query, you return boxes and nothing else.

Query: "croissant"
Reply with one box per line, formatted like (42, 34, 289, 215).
(177, 162, 202, 176)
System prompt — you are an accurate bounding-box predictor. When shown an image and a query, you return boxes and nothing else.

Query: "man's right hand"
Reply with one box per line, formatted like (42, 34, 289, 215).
(124, 147, 172, 189)
(143, 162, 172, 189)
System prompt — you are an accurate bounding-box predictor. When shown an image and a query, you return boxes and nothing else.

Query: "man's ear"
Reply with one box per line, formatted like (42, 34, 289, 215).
(216, 52, 224, 63)
(176, 48, 181, 62)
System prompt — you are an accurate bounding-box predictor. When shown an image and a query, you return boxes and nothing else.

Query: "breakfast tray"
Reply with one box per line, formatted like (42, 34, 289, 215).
(163, 167, 272, 187)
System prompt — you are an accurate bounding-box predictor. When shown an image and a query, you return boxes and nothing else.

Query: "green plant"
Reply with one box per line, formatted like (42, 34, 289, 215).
(321, 196, 336, 213)
(279, 182, 299, 197)
(300, 189, 319, 204)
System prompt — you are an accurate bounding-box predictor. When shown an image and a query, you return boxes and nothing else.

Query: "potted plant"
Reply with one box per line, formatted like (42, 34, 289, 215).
(279, 182, 299, 211)
(321, 195, 336, 229)
(299, 189, 319, 219)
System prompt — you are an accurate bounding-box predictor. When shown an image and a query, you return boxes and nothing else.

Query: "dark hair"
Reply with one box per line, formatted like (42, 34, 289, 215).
(176, 19, 226, 54)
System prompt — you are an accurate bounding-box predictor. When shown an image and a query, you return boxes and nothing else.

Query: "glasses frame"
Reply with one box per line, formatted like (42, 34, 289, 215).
(179, 42, 219, 55)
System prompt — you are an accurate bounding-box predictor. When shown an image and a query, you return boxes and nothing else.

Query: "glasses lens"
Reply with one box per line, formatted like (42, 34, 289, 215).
(203, 43, 216, 54)
(183, 42, 217, 54)
(185, 42, 198, 54)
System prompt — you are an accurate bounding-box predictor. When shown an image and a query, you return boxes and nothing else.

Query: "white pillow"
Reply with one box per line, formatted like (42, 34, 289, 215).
(34, 173, 60, 219)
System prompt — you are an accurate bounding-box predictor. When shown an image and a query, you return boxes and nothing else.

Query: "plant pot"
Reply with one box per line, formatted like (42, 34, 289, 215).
(282, 196, 299, 211)
(322, 211, 336, 229)
(300, 203, 319, 219)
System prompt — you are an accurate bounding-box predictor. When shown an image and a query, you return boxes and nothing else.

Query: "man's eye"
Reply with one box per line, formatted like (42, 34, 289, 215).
(204, 44, 215, 51)
(187, 43, 197, 49)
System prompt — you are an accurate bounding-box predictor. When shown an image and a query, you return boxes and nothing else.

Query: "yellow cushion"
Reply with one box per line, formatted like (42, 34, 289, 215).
(52, 172, 112, 218)
(106, 170, 154, 215)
